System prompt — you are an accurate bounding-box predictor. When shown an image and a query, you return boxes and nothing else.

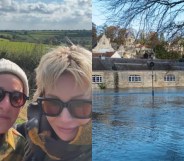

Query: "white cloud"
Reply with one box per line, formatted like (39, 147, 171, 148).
(0, 0, 91, 29)
(0, 0, 12, 6)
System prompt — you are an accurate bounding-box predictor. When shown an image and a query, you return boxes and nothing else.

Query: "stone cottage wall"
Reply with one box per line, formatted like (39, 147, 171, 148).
(92, 70, 184, 89)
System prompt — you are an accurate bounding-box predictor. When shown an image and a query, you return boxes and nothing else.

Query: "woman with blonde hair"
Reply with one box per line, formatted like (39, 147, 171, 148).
(20, 45, 92, 161)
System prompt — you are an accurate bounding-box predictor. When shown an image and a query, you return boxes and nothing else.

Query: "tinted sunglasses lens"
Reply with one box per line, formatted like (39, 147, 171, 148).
(42, 100, 61, 116)
(10, 92, 26, 107)
(70, 101, 92, 118)
(0, 89, 5, 101)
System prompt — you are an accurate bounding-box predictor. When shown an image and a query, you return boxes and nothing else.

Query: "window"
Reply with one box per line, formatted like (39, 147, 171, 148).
(128, 75, 141, 82)
(92, 75, 103, 83)
(164, 74, 175, 82)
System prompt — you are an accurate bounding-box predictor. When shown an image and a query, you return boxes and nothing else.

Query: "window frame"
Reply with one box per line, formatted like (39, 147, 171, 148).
(92, 75, 103, 83)
(128, 75, 142, 83)
(164, 74, 175, 82)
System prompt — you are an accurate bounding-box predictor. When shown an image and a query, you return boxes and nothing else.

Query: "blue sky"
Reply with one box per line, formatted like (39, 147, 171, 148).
(0, 0, 91, 30)
(92, 0, 184, 35)
(92, 0, 106, 26)
(92, 0, 141, 31)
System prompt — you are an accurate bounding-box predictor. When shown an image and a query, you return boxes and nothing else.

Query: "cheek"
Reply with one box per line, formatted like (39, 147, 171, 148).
(11, 109, 21, 121)
(46, 117, 57, 127)
(77, 118, 91, 126)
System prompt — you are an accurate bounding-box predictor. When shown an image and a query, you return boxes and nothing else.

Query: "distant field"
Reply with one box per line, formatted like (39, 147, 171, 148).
(0, 30, 92, 49)
(0, 39, 51, 56)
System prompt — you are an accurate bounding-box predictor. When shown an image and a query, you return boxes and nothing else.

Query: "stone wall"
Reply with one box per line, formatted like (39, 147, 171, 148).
(92, 70, 184, 89)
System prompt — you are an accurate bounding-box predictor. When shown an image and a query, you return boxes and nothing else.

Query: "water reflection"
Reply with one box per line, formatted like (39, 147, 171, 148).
(92, 87, 184, 161)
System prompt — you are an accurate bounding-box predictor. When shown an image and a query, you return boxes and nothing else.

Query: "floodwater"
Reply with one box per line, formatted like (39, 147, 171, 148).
(92, 88, 184, 161)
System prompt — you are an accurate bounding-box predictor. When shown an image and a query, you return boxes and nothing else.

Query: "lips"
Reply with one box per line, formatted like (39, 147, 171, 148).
(57, 126, 78, 134)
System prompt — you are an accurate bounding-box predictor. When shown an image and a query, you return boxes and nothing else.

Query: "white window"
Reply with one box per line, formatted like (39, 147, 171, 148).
(92, 75, 103, 83)
(129, 75, 141, 82)
(164, 74, 175, 82)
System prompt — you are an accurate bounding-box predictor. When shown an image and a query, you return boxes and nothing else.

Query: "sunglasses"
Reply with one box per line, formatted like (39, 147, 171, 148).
(37, 97, 92, 119)
(0, 88, 29, 108)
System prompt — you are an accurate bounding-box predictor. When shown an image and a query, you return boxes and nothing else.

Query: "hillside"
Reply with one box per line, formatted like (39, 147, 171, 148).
(0, 30, 92, 49)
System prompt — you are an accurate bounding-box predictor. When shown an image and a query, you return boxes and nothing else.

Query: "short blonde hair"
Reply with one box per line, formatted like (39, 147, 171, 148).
(33, 45, 92, 101)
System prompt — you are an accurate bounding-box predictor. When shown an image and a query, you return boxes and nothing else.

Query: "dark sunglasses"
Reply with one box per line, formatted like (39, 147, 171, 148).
(37, 97, 92, 119)
(0, 88, 29, 108)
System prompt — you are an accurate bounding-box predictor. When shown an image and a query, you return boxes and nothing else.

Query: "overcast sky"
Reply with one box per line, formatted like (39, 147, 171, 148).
(0, 0, 91, 30)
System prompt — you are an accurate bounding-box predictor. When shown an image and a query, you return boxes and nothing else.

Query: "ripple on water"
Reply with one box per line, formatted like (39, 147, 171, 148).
(93, 88, 184, 161)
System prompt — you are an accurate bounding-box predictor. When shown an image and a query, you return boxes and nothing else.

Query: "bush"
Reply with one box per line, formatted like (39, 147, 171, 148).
(98, 83, 106, 89)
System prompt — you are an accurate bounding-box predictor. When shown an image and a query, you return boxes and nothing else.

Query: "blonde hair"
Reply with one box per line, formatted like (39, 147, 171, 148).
(33, 45, 92, 101)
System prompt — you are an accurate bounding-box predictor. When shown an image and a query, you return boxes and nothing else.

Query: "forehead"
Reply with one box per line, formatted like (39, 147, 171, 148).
(45, 73, 91, 100)
(0, 74, 23, 91)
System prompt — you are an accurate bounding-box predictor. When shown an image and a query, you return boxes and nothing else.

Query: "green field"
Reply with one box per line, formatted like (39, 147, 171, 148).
(0, 30, 92, 49)
(0, 39, 50, 56)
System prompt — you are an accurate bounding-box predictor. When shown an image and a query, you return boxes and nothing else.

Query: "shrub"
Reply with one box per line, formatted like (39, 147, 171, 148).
(98, 83, 106, 89)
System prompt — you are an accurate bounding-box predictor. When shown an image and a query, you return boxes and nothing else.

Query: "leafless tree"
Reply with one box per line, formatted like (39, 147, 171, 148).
(92, 22, 98, 47)
(96, 0, 184, 40)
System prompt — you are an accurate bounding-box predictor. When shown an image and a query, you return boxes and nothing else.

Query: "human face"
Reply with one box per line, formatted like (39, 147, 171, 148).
(0, 74, 23, 134)
(45, 73, 91, 141)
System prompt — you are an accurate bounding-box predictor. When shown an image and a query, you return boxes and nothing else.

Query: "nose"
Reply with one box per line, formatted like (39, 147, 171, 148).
(58, 108, 73, 122)
(0, 94, 11, 112)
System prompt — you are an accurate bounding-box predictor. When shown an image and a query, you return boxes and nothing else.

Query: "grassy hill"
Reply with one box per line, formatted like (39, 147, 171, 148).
(0, 39, 50, 56)
(0, 30, 92, 49)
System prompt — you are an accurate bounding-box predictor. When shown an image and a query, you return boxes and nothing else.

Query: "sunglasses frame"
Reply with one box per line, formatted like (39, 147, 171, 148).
(0, 88, 29, 108)
(37, 97, 92, 119)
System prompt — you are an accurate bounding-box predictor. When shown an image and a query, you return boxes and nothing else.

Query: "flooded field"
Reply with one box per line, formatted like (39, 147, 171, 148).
(93, 88, 184, 161)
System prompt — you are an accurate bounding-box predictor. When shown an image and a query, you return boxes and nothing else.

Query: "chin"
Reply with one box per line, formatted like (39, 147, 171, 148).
(57, 133, 75, 142)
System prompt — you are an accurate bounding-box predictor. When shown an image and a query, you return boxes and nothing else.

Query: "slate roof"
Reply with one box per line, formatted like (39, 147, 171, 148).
(92, 52, 114, 58)
(92, 58, 184, 71)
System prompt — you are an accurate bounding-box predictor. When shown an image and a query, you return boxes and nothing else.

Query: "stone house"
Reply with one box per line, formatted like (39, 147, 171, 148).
(92, 57, 184, 89)
(93, 33, 154, 59)
(92, 34, 114, 54)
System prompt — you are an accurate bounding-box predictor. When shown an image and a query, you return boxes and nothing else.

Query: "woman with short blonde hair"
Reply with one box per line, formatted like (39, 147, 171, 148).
(22, 45, 92, 161)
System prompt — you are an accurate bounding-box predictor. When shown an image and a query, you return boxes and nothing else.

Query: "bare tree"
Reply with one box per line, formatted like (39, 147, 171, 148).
(96, 0, 184, 40)
(92, 22, 98, 47)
